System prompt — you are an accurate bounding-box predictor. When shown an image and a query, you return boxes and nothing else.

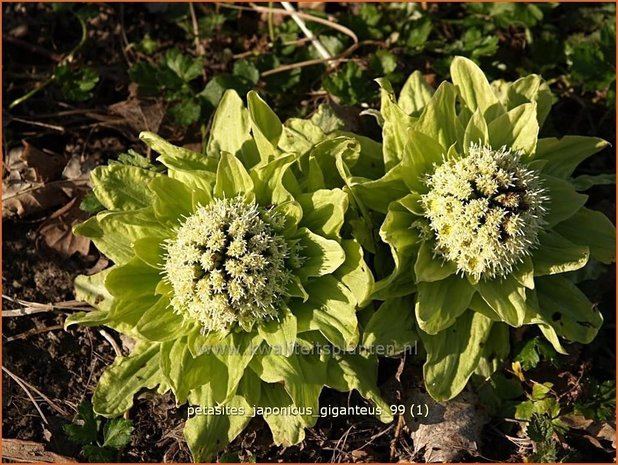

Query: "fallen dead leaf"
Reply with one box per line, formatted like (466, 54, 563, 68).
(37, 196, 91, 257)
(405, 390, 488, 462)
(561, 414, 616, 450)
(109, 97, 165, 134)
(3, 179, 87, 219)
(20, 140, 69, 183)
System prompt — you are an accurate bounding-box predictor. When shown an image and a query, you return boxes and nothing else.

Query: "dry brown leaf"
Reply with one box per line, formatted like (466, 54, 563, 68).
(561, 414, 616, 450)
(109, 97, 165, 134)
(405, 390, 488, 462)
(37, 197, 91, 257)
(20, 140, 69, 182)
(3, 179, 87, 219)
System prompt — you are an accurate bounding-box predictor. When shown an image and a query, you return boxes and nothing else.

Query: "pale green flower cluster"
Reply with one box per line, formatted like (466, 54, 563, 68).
(420, 143, 547, 279)
(164, 196, 303, 332)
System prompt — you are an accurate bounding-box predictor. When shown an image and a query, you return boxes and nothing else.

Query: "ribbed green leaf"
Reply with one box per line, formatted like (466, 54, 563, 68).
(416, 275, 476, 334)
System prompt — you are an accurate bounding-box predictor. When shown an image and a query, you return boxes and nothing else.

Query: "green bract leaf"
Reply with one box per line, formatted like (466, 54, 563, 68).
(398, 70, 434, 116)
(207, 90, 253, 162)
(535, 136, 610, 178)
(376, 78, 415, 171)
(554, 208, 616, 264)
(91, 165, 158, 211)
(295, 228, 346, 279)
(214, 152, 255, 200)
(416, 275, 476, 335)
(93, 343, 164, 417)
(421, 310, 493, 401)
(247, 90, 282, 160)
(488, 102, 539, 155)
(450, 56, 504, 120)
(296, 276, 359, 350)
(362, 297, 417, 355)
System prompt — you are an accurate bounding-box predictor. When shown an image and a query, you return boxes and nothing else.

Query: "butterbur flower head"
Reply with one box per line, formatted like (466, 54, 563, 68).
(164, 196, 302, 332)
(421, 143, 547, 279)
(68, 89, 392, 462)
(358, 56, 614, 403)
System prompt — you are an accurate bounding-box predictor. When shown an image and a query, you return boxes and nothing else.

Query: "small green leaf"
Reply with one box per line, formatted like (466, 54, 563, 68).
(82, 445, 116, 462)
(169, 98, 202, 126)
(554, 208, 615, 264)
(102, 418, 134, 449)
(533, 231, 589, 276)
(362, 297, 417, 355)
(416, 275, 476, 335)
(93, 343, 164, 417)
(398, 70, 434, 116)
(214, 152, 255, 200)
(63, 400, 98, 445)
(91, 165, 158, 211)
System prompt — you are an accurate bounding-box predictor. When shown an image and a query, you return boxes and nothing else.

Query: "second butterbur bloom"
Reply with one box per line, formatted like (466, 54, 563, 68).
(352, 56, 616, 401)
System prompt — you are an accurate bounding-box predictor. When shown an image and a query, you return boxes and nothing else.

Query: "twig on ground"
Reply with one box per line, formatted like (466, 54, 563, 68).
(2, 295, 94, 317)
(2, 366, 70, 417)
(189, 3, 206, 58)
(280, 2, 332, 61)
(2, 367, 48, 424)
(217, 2, 358, 43)
(5, 324, 65, 342)
(389, 414, 405, 460)
(8, 116, 65, 133)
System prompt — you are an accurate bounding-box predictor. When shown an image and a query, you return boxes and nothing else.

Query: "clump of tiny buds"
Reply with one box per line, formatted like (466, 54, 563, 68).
(164, 196, 303, 332)
(420, 143, 547, 279)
